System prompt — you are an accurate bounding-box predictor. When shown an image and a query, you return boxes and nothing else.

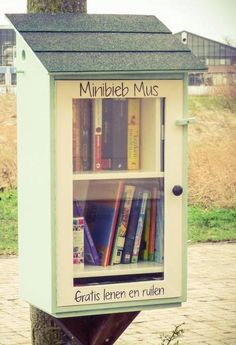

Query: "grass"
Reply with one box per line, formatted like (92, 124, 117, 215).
(0, 188, 235, 255)
(188, 206, 236, 242)
(0, 188, 18, 255)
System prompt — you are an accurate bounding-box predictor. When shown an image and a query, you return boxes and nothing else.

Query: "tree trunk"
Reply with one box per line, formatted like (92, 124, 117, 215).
(27, 0, 87, 13)
(27, 3, 87, 343)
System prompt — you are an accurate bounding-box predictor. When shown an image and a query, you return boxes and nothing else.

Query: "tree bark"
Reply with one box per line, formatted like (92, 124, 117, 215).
(27, 0, 87, 13)
(27, 3, 87, 344)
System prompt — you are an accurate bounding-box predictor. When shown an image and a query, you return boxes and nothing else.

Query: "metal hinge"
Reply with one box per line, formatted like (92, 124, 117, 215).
(176, 117, 196, 126)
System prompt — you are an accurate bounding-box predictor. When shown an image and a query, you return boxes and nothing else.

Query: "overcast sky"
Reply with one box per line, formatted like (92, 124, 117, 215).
(0, 0, 235, 45)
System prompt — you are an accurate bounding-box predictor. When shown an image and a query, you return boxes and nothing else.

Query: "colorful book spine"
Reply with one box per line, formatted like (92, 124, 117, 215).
(72, 99, 91, 172)
(73, 99, 79, 172)
(80, 100, 92, 171)
(92, 99, 102, 171)
(139, 197, 151, 261)
(154, 179, 164, 263)
(121, 188, 144, 264)
(110, 184, 135, 265)
(73, 217, 84, 268)
(73, 201, 100, 265)
(127, 99, 140, 170)
(102, 99, 113, 169)
(149, 187, 157, 261)
(131, 190, 150, 263)
(111, 99, 128, 170)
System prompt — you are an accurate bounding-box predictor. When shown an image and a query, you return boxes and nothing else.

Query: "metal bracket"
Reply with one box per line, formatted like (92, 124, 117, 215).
(56, 311, 140, 345)
(176, 117, 196, 126)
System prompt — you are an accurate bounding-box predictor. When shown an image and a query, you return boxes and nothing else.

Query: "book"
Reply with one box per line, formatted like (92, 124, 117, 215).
(84, 221, 101, 265)
(92, 99, 102, 171)
(72, 99, 91, 172)
(111, 99, 128, 170)
(101, 99, 129, 170)
(127, 99, 140, 170)
(131, 190, 150, 263)
(154, 178, 164, 264)
(84, 180, 124, 266)
(121, 187, 145, 264)
(73, 217, 84, 268)
(101, 99, 113, 170)
(149, 187, 157, 261)
(110, 184, 135, 265)
(139, 197, 151, 261)
(73, 201, 100, 265)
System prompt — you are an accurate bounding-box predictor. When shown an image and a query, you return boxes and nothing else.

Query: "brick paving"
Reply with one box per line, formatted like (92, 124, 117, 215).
(0, 242, 236, 345)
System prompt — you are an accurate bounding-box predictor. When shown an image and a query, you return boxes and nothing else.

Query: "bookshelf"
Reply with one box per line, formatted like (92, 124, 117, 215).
(56, 79, 185, 310)
(74, 262, 164, 279)
(11, 11, 205, 320)
(73, 171, 164, 181)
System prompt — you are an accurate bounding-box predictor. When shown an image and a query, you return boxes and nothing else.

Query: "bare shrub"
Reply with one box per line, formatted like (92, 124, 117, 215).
(0, 143, 17, 189)
(188, 93, 236, 208)
(0, 93, 17, 189)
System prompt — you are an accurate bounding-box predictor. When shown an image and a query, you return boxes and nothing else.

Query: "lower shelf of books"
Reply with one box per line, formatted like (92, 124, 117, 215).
(73, 177, 164, 286)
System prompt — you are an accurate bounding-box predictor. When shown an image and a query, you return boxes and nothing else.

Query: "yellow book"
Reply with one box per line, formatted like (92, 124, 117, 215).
(128, 99, 140, 170)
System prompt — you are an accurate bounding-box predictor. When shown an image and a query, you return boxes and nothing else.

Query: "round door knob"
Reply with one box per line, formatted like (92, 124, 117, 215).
(172, 185, 183, 196)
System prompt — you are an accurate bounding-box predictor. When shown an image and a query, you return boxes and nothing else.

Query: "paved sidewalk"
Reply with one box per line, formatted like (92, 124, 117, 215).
(0, 242, 235, 345)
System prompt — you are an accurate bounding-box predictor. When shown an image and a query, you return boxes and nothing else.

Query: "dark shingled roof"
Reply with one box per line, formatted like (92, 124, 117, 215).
(6, 13, 206, 74)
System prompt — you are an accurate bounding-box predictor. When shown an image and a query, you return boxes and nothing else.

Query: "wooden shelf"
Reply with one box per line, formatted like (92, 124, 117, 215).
(73, 262, 164, 278)
(73, 171, 164, 181)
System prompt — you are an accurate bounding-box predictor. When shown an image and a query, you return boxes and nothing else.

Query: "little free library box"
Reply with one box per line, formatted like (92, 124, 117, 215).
(7, 13, 205, 317)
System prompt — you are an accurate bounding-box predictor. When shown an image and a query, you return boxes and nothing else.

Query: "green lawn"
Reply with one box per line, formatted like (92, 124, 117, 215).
(0, 189, 235, 255)
(188, 206, 236, 242)
(0, 188, 18, 255)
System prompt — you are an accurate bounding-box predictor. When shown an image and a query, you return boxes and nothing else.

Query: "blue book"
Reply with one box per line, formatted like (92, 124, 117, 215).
(85, 202, 120, 266)
(73, 200, 100, 265)
(83, 180, 123, 266)
(121, 188, 144, 264)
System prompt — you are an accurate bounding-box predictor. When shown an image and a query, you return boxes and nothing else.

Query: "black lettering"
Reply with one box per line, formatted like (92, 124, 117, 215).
(115, 85, 122, 97)
(75, 290, 82, 302)
(153, 85, 159, 96)
(142, 285, 165, 297)
(80, 82, 92, 97)
(129, 289, 140, 298)
(134, 81, 145, 96)
(74, 290, 101, 303)
(105, 83, 113, 97)
(121, 82, 129, 97)
(103, 289, 126, 300)
(94, 85, 103, 97)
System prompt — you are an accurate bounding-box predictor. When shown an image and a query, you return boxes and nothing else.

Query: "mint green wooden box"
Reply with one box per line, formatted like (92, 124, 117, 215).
(7, 13, 205, 317)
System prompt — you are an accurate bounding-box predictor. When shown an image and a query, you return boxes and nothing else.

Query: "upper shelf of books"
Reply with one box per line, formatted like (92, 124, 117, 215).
(73, 97, 164, 177)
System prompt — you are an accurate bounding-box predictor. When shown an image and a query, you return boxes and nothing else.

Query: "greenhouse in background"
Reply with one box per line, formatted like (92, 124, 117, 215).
(0, 25, 16, 93)
(175, 31, 236, 87)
